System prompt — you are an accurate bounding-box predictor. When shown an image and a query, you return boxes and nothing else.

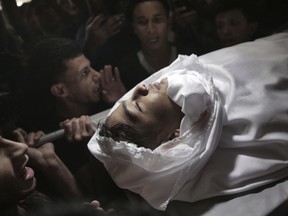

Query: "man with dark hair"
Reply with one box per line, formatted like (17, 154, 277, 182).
(22, 37, 126, 133)
(212, 0, 259, 47)
(19, 36, 126, 179)
(116, 0, 178, 90)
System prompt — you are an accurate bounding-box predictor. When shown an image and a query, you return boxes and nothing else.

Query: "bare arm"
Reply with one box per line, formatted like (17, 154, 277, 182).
(12, 128, 82, 199)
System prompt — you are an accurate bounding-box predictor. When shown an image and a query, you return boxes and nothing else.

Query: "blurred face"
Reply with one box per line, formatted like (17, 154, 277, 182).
(132, 1, 170, 51)
(216, 9, 255, 47)
(107, 78, 183, 149)
(56, 0, 79, 15)
(62, 54, 102, 104)
(0, 137, 36, 205)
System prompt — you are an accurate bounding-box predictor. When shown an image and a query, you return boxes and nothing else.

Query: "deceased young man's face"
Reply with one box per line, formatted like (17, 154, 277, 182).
(107, 78, 183, 149)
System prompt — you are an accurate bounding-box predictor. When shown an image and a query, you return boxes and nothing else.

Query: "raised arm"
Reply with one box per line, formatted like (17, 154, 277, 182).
(12, 128, 83, 200)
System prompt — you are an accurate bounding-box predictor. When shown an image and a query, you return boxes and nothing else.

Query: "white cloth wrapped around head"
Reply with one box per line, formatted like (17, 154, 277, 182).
(88, 55, 224, 210)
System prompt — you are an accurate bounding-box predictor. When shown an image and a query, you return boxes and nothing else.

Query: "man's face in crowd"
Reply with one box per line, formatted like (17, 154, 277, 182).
(61, 54, 102, 104)
(132, 1, 171, 51)
(216, 9, 256, 47)
(56, 0, 79, 15)
(107, 78, 183, 149)
(0, 137, 36, 205)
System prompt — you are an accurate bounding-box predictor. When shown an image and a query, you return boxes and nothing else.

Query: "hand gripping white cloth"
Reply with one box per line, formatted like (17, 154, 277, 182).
(88, 55, 224, 210)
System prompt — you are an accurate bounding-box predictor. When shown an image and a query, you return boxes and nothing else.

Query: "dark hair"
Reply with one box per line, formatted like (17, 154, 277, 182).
(98, 120, 146, 144)
(21, 37, 83, 130)
(125, 0, 171, 23)
(27, 37, 82, 89)
(211, 0, 258, 22)
(25, 37, 82, 101)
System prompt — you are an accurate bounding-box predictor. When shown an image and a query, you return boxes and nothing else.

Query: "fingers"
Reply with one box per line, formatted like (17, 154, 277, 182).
(100, 66, 126, 104)
(26, 131, 45, 146)
(12, 128, 45, 147)
(83, 200, 104, 212)
(60, 116, 96, 142)
(101, 65, 114, 85)
(12, 128, 27, 143)
(174, 9, 197, 25)
(103, 14, 124, 36)
(87, 14, 105, 30)
(113, 67, 121, 82)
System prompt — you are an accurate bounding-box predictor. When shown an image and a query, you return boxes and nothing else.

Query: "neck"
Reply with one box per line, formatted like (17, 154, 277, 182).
(142, 44, 172, 71)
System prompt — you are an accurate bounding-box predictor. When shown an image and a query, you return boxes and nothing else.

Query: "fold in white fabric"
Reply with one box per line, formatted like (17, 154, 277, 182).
(175, 31, 288, 202)
(88, 32, 288, 211)
(88, 55, 224, 210)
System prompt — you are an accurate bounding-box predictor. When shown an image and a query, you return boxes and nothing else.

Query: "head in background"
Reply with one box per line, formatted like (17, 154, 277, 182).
(125, 0, 172, 53)
(212, 0, 258, 47)
(25, 37, 101, 120)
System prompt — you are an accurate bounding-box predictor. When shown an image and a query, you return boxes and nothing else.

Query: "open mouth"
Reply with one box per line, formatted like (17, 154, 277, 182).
(20, 154, 34, 181)
(147, 37, 159, 44)
(21, 167, 35, 181)
(93, 85, 101, 93)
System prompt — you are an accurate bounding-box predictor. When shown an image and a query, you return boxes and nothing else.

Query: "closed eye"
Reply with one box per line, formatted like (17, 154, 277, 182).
(135, 101, 142, 112)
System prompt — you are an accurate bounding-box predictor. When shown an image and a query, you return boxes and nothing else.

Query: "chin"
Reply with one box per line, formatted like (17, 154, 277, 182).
(20, 178, 37, 199)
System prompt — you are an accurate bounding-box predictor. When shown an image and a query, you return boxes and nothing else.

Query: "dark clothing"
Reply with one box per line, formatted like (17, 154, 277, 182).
(116, 52, 151, 91)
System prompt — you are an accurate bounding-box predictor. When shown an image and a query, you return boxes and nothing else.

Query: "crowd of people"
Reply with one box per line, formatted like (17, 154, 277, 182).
(0, 0, 287, 215)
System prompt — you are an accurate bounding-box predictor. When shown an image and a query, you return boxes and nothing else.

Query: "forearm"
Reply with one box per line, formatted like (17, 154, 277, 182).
(39, 153, 82, 199)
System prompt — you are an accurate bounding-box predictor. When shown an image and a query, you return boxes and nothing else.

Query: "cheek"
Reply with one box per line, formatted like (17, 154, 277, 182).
(159, 24, 169, 35)
(0, 165, 19, 197)
(134, 28, 146, 40)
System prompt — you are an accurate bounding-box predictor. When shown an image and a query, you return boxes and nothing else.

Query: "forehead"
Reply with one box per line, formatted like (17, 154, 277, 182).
(216, 9, 246, 21)
(64, 54, 88, 71)
(133, 1, 167, 18)
(62, 54, 89, 78)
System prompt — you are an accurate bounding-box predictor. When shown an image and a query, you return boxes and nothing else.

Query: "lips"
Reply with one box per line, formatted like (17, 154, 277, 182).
(147, 36, 159, 44)
(19, 154, 34, 180)
(93, 84, 101, 93)
(148, 38, 158, 43)
(21, 167, 35, 181)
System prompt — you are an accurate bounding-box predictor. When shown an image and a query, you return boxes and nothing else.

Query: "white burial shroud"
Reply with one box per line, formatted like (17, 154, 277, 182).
(88, 32, 288, 210)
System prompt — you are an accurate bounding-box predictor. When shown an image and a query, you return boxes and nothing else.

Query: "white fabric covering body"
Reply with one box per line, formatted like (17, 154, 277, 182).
(88, 32, 288, 210)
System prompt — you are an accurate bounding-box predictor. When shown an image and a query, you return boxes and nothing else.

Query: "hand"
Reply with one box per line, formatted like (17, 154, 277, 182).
(101, 65, 126, 104)
(83, 200, 103, 211)
(12, 128, 56, 169)
(174, 7, 197, 28)
(59, 115, 96, 143)
(83, 200, 115, 214)
(83, 13, 124, 53)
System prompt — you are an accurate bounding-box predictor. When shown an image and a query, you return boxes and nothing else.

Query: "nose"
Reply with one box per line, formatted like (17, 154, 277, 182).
(132, 83, 148, 99)
(146, 21, 156, 34)
(222, 24, 232, 35)
(1, 137, 28, 157)
(92, 69, 101, 82)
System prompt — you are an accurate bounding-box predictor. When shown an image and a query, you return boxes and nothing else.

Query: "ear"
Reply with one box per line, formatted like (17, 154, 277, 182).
(160, 129, 180, 145)
(50, 83, 68, 98)
(168, 129, 180, 141)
